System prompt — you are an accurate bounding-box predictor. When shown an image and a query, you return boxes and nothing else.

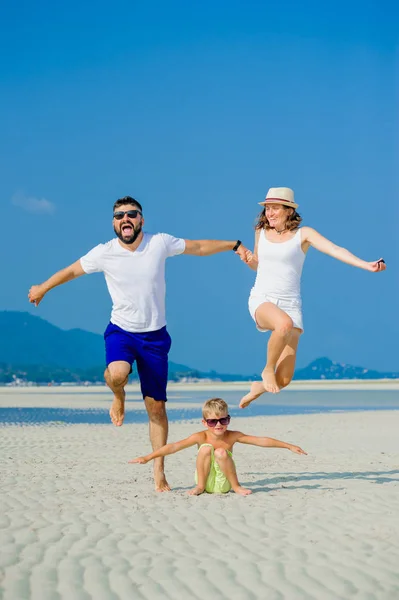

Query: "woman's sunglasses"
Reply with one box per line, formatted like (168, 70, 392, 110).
(204, 415, 231, 427)
(113, 210, 142, 220)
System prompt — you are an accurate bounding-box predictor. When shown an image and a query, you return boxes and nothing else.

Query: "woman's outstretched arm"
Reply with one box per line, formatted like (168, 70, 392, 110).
(302, 227, 386, 273)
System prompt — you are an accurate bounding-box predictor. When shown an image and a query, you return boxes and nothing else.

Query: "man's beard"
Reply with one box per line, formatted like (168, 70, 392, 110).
(114, 222, 143, 245)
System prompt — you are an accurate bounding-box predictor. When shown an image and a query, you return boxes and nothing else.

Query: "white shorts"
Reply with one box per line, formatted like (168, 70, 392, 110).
(248, 294, 304, 332)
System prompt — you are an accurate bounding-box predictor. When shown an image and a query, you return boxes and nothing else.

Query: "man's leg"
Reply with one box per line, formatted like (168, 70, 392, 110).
(137, 327, 172, 492)
(105, 361, 131, 426)
(104, 323, 136, 426)
(239, 328, 302, 408)
(214, 449, 252, 496)
(188, 445, 213, 496)
(144, 396, 170, 492)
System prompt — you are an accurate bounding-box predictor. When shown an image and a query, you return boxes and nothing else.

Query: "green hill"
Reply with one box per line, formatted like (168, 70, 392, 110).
(0, 311, 397, 384)
(0, 311, 105, 368)
(0, 311, 207, 383)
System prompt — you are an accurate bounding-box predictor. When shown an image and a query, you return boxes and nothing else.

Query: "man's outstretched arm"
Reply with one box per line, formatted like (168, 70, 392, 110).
(28, 260, 86, 306)
(183, 239, 249, 261)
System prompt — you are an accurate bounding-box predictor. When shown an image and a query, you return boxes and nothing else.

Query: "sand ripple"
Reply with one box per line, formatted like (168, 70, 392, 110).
(1, 411, 398, 599)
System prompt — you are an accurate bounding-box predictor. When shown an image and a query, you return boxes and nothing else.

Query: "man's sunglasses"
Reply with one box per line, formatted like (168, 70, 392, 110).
(204, 415, 231, 427)
(113, 210, 142, 220)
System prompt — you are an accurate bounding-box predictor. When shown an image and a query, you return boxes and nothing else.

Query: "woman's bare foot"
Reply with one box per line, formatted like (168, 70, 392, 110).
(239, 381, 266, 409)
(154, 472, 171, 493)
(188, 486, 205, 496)
(262, 367, 280, 393)
(232, 486, 252, 496)
(109, 390, 125, 426)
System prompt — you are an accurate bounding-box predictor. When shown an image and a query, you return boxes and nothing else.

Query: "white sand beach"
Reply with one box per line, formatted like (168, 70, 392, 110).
(1, 393, 398, 599)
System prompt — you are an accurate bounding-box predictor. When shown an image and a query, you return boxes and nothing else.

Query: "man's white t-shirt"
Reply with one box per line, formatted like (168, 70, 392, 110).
(80, 233, 186, 333)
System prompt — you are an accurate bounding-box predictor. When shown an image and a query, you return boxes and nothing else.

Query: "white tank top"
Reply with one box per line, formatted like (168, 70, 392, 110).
(251, 228, 306, 301)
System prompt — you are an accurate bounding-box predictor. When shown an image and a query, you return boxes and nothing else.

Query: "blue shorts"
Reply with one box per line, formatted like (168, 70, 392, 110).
(104, 323, 172, 401)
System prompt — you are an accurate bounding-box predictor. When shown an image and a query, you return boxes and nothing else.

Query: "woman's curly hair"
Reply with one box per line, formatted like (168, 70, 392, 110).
(255, 206, 302, 231)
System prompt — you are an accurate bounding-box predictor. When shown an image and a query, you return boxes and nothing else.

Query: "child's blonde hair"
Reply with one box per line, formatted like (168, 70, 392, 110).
(202, 397, 229, 419)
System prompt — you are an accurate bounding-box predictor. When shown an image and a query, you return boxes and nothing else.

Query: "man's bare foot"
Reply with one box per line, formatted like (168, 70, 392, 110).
(155, 472, 171, 493)
(188, 486, 205, 496)
(232, 486, 252, 496)
(239, 381, 266, 409)
(262, 368, 280, 394)
(109, 390, 125, 426)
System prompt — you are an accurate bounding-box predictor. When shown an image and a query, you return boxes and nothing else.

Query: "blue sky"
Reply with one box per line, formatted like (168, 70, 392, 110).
(1, 1, 398, 374)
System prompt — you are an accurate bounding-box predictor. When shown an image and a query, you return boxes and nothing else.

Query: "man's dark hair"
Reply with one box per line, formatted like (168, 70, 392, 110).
(113, 196, 143, 213)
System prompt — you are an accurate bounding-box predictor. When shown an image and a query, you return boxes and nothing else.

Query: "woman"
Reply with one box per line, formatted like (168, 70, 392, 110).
(239, 187, 386, 409)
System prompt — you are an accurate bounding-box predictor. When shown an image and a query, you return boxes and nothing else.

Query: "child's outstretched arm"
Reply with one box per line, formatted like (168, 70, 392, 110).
(129, 432, 202, 464)
(235, 433, 307, 455)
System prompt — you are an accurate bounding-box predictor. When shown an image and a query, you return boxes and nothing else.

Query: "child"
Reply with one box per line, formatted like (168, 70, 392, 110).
(130, 397, 307, 495)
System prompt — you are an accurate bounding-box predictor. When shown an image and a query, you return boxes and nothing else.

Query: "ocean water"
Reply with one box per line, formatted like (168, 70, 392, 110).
(0, 388, 398, 425)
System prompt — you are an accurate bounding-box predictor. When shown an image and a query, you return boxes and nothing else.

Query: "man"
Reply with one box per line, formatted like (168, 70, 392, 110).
(28, 196, 249, 492)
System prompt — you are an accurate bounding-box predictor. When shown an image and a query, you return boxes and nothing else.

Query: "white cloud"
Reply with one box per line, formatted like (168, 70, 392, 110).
(11, 192, 55, 215)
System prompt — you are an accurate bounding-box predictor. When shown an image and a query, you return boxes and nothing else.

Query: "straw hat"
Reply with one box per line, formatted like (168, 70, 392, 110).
(259, 187, 298, 209)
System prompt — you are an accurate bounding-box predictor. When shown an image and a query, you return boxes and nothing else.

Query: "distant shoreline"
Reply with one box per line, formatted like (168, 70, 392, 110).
(1, 378, 399, 393)
(167, 379, 399, 392)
